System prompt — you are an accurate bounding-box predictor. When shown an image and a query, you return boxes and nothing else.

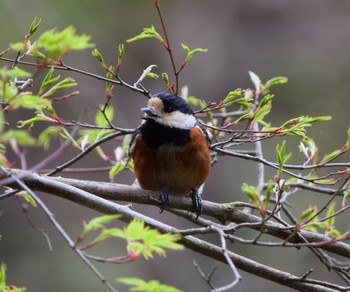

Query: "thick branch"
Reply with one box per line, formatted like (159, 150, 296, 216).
(3, 168, 350, 260)
(0, 168, 337, 292)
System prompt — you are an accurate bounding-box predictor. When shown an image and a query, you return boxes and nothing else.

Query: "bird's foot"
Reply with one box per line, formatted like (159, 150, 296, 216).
(191, 188, 202, 219)
(159, 187, 170, 213)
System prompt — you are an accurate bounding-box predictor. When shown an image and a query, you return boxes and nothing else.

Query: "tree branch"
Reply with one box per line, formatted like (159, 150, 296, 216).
(2, 168, 350, 258)
(0, 167, 339, 291)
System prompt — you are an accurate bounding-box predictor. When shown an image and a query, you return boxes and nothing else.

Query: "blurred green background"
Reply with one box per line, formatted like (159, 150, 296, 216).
(1, 0, 350, 291)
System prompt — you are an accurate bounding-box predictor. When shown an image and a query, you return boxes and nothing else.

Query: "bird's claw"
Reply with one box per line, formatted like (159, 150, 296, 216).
(191, 188, 202, 219)
(159, 187, 170, 213)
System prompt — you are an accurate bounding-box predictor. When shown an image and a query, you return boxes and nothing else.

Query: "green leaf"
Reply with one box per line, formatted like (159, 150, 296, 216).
(327, 228, 341, 238)
(145, 72, 159, 80)
(93, 228, 126, 244)
(0, 130, 36, 146)
(342, 184, 350, 207)
(16, 115, 52, 129)
(109, 162, 125, 179)
(253, 94, 274, 122)
(118, 278, 181, 292)
(0, 263, 26, 292)
(92, 48, 107, 69)
(10, 42, 26, 52)
(79, 215, 122, 242)
(0, 263, 5, 290)
(38, 126, 64, 149)
(181, 43, 208, 64)
(9, 94, 52, 111)
(241, 183, 262, 208)
(127, 26, 165, 45)
(162, 72, 170, 88)
(41, 77, 77, 98)
(325, 201, 336, 227)
(27, 17, 42, 39)
(264, 76, 288, 89)
(78, 129, 115, 146)
(117, 43, 125, 67)
(38, 67, 60, 96)
(276, 141, 292, 172)
(35, 26, 94, 60)
(298, 206, 318, 223)
(319, 149, 342, 165)
(1, 67, 32, 80)
(276, 116, 332, 139)
(223, 90, 244, 104)
(16, 191, 37, 207)
(264, 180, 274, 209)
(95, 106, 114, 127)
(59, 128, 80, 149)
(124, 219, 183, 259)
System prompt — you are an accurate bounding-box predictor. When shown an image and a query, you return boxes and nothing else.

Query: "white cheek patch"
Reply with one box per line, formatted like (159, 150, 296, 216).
(158, 111, 196, 129)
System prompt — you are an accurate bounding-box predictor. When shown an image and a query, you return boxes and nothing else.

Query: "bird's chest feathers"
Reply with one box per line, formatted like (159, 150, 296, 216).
(140, 120, 190, 150)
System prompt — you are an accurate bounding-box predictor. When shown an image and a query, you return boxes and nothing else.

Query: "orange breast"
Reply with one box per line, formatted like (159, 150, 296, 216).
(132, 127, 211, 196)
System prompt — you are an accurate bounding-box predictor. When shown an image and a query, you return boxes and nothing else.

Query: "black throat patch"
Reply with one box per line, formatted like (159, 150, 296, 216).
(141, 119, 190, 150)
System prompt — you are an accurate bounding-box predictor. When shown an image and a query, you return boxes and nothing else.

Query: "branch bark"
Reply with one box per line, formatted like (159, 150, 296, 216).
(1, 168, 346, 291)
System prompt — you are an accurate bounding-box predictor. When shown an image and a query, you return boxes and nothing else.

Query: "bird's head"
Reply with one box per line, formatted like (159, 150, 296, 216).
(141, 92, 196, 129)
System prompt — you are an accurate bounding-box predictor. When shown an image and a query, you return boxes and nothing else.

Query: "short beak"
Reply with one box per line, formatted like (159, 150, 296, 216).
(141, 107, 159, 118)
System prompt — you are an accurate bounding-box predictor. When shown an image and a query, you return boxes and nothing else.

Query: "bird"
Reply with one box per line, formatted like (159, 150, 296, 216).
(129, 92, 211, 218)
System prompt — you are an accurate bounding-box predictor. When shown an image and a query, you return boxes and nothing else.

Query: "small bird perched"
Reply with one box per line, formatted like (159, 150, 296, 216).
(129, 92, 211, 217)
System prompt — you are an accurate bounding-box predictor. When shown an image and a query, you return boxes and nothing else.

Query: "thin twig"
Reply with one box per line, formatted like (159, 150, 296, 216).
(211, 226, 242, 291)
(154, 0, 179, 94)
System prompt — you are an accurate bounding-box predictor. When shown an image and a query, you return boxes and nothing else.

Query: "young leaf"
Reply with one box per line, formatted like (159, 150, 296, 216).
(162, 72, 171, 89)
(38, 126, 64, 149)
(127, 26, 165, 46)
(95, 106, 114, 127)
(276, 141, 292, 172)
(181, 43, 208, 65)
(78, 129, 114, 146)
(298, 206, 318, 223)
(118, 278, 181, 292)
(27, 17, 42, 40)
(109, 162, 125, 179)
(40, 77, 77, 98)
(38, 68, 60, 96)
(264, 180, 274, 209)
(346, 128, 350, 151)
(8, 94, 52, 111)
(325, 201, 337, 227)
(16, 191, 37, 207)
(264, 76, 288, 89)
(319, 149, 342, 165)
(342, 183, 350, 207)
(253, 94, 274, 123)
(92, 48, 108, 69)
(92, 228, 126, 245)
(35, 26, 94, 61)
(117, 43, 125, 68)
(0, 130, 36, 146)
(0, 263, 26, 292)
(124, 218, 183, 259)
(241, 183, 262, 209)
(78, 214, 122, 242)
